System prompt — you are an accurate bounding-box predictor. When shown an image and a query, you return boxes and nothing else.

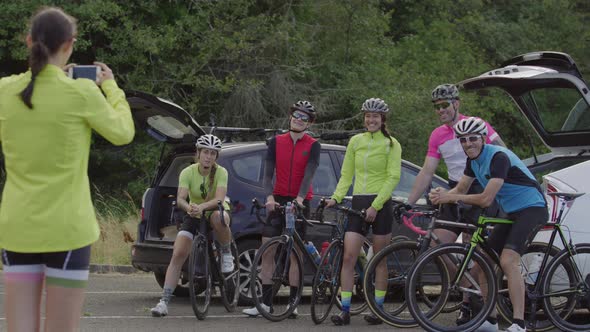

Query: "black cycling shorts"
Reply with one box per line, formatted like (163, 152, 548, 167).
(488, 206, 548, 255)
(2, 245, 91, 271)
(262, 195, 309, 239)
(346, 195, 393, 237)
(179, 211, 231, 238)
(2, 245, 92, 287)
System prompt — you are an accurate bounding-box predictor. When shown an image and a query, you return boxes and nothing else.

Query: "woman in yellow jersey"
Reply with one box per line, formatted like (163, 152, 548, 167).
(151, 134, 234, 317)
(0, 7, 134, 332)
(324, 98, 402, 325)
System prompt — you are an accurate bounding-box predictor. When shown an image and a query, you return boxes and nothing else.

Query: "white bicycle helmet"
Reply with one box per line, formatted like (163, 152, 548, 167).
(361, 98, 389, 113)
(196, 134, 222, 151)
(454, 117, 488, 137)
(432, 84, 459, 101)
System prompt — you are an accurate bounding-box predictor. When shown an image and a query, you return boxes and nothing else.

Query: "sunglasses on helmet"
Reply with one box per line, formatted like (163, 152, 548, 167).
(458, 135, 481, 144)
(291, 111, 311, 122)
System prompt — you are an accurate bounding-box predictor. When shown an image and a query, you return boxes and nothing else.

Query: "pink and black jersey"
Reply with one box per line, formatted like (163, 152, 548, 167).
(427, 114, 499, 182)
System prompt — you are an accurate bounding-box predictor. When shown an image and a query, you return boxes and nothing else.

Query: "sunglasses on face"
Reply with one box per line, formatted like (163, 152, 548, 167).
(291, 111, 310, 122)
(459, 135, 481, 144)
(200, 183, 208, 200)
(433, 101, 452, 110)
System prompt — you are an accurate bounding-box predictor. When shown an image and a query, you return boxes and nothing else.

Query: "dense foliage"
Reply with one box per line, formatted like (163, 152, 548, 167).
(1, 0, 589, 205)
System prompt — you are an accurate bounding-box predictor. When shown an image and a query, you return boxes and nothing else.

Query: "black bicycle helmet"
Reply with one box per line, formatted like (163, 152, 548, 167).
(290, 100, 316, 121)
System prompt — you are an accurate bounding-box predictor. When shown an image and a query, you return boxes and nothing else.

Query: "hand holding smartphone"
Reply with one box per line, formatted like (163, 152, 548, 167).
(67, 65, 101, 83)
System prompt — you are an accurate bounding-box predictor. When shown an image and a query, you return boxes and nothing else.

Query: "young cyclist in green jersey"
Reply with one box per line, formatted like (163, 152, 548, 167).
(151, 134, 234, 317)
(324, 98, 402, 325)
(0, 7, 134, 332)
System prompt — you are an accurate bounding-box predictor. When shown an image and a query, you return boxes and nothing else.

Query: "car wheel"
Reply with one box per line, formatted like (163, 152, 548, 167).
(237, 238, 261, 306)
(154, 271, 190, 297)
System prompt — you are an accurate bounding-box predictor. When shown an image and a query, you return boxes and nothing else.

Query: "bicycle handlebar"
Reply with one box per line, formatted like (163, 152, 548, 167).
(251, 197, 315, 227)
(316, 197, 366, 223)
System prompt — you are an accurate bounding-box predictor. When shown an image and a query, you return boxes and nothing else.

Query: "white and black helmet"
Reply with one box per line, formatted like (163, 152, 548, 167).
(361, 98, 389, 113)
(196, 134, 222, 151)
(432, 84, 459, 102)
(454, 117, 488, 137)
(290, 100, 316, 120)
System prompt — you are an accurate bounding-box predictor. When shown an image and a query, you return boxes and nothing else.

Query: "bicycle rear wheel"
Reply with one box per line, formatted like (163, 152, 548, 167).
(219, 241, 240, 312)
(250, 236, 304, 322)
(189, 234, 211, 320)
(543, 243, 590, 331)
(364, 240, 447, 327)
(311, 240, 343, 324)
(406, 243, 496, 332)
(496, 242, 562, 331)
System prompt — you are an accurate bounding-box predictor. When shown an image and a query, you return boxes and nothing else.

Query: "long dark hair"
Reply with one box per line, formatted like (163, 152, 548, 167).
(196, 148, 219, 200)
(379, 114, 394, 147)
(20, 7, 77, 109)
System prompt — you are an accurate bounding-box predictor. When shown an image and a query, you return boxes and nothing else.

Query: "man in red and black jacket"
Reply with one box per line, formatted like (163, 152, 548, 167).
(242, 100, 321, 318)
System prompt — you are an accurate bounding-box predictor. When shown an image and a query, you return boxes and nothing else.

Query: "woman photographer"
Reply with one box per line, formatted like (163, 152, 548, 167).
(0, 7, 134, 332)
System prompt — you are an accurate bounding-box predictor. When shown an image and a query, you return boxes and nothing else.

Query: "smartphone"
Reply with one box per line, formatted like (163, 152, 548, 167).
(68, 65, 100, 82)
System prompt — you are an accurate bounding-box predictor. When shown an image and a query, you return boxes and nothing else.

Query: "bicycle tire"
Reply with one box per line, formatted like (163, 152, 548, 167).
(542, 243, 590, 332)
(363, 240, 448, 327)
(250, 236, 304, 322)
(406, 243, 497, 332)
(189, 234, 211, 320)
(496, 242, 562, 331)
(311, 240, 343, 324)
(219, 241, 240, 312)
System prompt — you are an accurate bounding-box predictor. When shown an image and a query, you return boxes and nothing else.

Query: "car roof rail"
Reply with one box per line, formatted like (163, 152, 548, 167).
(201, 126, 286, 143)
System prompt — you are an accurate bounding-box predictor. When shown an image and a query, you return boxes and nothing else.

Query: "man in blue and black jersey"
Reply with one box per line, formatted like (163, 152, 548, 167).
(429, 117, 547, 332)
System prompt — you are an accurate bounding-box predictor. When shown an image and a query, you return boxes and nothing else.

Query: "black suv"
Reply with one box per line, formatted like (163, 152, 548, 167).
(128, 91, 448, 304)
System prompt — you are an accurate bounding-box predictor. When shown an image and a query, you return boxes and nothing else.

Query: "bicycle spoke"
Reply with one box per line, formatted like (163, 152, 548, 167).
(311, 241, 342, 324)
(543, 244, 590, 331)
(406, 244, 496, 332)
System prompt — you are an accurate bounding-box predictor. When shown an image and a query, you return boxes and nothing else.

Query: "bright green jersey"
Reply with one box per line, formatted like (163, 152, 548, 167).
(178, 163, 230, 210)
(331, 130, 402, 211)
(0, 65, 135, 253)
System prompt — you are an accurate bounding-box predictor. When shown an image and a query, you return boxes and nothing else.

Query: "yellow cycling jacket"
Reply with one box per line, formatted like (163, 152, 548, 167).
(0, 64, 135, 252)
(331, 130, 402, 211)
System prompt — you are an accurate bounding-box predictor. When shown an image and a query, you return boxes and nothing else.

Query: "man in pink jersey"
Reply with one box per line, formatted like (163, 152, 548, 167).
(407, 83, 505, 329)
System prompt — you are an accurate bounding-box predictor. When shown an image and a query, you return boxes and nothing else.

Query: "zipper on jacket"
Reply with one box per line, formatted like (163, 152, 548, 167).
(288, 138, 297, 196)
(363, 133, 373, 193)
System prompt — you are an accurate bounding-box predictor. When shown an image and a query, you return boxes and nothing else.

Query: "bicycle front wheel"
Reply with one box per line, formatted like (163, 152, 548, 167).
(219, 241, 240, 312)
(311, 240, 343, 324)
(543, 243, 590, 331)
(189, 234, 211, 320)
(406, 243, 496, 332)
(364, 240, 447, 327)
(333, 239, 371, 315)
(250, 236, 304, 322)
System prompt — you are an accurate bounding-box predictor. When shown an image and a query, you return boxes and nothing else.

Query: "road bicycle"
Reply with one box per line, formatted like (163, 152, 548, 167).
(249, 198, 370, 322)
(188, 200, 240, 320)
(309, 198, 369, 324)
(405, 191, 588, 332)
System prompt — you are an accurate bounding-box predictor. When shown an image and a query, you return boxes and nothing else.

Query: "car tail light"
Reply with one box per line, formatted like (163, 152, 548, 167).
(546, 182, 558, 223)
(141, 208, 145, 221)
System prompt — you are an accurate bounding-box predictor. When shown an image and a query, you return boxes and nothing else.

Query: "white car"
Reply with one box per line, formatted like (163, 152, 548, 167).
(459, 51, 590, 246)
